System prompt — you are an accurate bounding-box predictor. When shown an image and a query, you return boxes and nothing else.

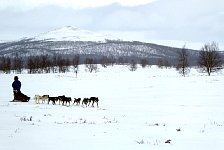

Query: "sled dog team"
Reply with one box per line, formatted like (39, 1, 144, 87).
(12, 76, 99, 106)
(34, 95, 99, 107)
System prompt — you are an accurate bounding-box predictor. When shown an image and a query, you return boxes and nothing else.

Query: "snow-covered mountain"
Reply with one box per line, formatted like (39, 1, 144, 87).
(1, 26, 223, 66)
(34, 26, 118, 42)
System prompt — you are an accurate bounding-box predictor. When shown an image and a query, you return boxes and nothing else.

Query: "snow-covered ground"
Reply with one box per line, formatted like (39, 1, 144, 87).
(0, 65, 224, 150)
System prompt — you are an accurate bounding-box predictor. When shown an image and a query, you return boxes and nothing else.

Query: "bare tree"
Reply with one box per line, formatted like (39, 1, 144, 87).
(117, 57, 125, 65)
(108, 56, 116, 66)
(157, 58, 171, 69)
(129, 59, 137, 71)
(39, 54, 51, 73)
(84, 57, 98, 73)
(163, 59, 171, 68)
(51, 55, 58, 73)
(176, 45, 190, 76)
(140, 58, 149, 68)
(0, 56, 11, 73)
(198, 42, 222, 76)
(100, 56, 110, 68)
(72, 54, 80, 77)
(12, 53, 23, 73)
(57, 56, 70, 73)
(27, 56, 36, 74)
(157, 58, 164, 68)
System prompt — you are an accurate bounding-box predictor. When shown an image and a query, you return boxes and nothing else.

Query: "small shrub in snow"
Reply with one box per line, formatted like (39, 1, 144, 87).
(147, 122, 166, 127)
(176, 128, 181, 132)
(79, 118, 87, 124)
(14, 128, 21, 134)
(136, 139, 160, 145)
(20, 116, 32, 122)
(165, 139, 171, 144)
(103, 117, 118, 124)
(136, 139, 144, 144)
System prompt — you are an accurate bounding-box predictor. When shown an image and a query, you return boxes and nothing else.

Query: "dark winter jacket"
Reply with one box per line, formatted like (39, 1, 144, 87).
(12, 79, 21, 92)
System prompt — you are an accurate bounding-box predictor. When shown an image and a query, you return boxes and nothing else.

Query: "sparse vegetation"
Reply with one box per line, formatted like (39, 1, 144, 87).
(20, 116, 33, 122)
(176, 45, 190, 76)
(0, 40, 223, 76)
(129, 59, 137, 71)
(84, 57, 98, 73)
(198, 42, 222, 76)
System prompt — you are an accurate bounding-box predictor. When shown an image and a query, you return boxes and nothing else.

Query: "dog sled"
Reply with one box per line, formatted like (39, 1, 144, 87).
(10, 90, 30, 102)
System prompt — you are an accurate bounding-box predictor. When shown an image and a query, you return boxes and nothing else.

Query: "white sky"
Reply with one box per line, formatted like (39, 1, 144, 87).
(0, 0, 157, 10)
(0, 0, 223, 49)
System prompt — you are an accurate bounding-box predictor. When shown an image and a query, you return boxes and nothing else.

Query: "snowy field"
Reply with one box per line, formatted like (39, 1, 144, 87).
(0, 65, 224, 150)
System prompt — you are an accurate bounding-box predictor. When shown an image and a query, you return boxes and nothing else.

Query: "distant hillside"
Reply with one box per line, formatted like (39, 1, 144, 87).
(1, 26, 224, 66)
(0, 38, 203, 65)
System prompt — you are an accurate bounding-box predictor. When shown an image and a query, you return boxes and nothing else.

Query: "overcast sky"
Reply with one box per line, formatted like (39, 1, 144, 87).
(0, 0, 223, 49)
(0, 0, 156, 10)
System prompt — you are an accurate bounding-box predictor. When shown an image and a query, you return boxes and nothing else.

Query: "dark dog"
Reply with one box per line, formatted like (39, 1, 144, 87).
(82, 97, 99, 107)
(89, 97, 99, 107)
(58, 96, 72, 106)
(82, 98, 91, 107)
(58, 96, 65, 105)
(48, 97, 58, 105)
(73, 98, 81, 105)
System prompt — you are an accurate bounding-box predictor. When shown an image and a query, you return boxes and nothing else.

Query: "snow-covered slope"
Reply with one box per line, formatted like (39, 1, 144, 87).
(34, 26, 118, 42)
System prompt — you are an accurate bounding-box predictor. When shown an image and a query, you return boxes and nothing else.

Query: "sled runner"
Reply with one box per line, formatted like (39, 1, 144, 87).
(10, 99, 29, 102)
